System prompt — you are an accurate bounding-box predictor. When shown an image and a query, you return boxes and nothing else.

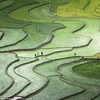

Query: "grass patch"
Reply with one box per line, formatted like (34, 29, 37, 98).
(28, 3, 59, 21)
(32, 22, 65, 35)
(49, 0, 68, 12)
(0, 0, 36, 23)
(9, 0, 67, 22)
(46, 18, 100, 59)
(9, 0, 48, 22)
(1, 57, 36, 99)
(29, 76, 82, 100)
(15, 19, 92, 59)
(0, 53, 17, 94)
(0, 20, 25, 28)
(34, 56, 81, 76)
(61, 77, 100, 100)
(0, 0, 13, 10)
(73, 61, 100, 79)
(0, 0, 37, 28)
(58, 59, 100, 86)
(15, 58, 49, 97)
(58, 59, 100, 100)
(40, 20, 91, 49)
(0, 24, 52, 51)
(0, 28, 26, 48)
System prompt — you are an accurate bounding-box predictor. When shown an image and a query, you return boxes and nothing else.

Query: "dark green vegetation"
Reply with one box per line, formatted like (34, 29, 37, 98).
(58, 60, 100, 100)
(0, 0, 100, 100)
(32, 22, 65, 35)
(73, 61, 100, 79)
(49, 0, 68, 12)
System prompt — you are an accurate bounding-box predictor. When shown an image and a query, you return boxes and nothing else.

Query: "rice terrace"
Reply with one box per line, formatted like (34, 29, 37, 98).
(0, 0, 100, 100)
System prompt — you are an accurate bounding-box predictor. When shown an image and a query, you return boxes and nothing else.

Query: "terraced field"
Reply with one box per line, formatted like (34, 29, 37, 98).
(0, 0, 100, 100)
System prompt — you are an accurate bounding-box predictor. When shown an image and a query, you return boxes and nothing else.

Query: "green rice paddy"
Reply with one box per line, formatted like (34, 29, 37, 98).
(73, 61, 100, 79)
(0, 0, 100, 100)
